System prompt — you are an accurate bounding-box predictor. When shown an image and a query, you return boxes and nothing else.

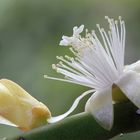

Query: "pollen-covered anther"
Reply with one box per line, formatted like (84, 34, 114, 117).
(119, 16, 122, 21)
(91, 30, 96, 36)
(108, 31, 111, 35)
(101, 28, 105, 32)
(56, 56, 63, 60)
(105, 16, 109, 19)
(96, 24, 100, 29)
(65, 55, 74, 62)
(115, 20, 118, 25)
(52, 64, 57, 70)
(105, 16, 112, 23)
(121, 20, 124, 25)
(85, 29, 88, 33)
(58, 61, 63, 66)
(69, 47, 78, 55)
(56, 63, 60, 68)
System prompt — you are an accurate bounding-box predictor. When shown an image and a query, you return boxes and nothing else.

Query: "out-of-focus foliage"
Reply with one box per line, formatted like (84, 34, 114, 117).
(0, 0, 140, 138)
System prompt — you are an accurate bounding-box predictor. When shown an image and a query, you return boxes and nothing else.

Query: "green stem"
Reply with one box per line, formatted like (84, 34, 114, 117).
(10, 102, 140, 140)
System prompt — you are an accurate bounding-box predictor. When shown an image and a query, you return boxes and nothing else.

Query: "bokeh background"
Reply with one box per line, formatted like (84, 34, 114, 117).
(0, 0, 140, 139)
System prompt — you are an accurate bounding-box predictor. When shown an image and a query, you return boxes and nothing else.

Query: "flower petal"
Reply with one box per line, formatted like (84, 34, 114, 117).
(85, 87, 113, 130)
(48, 89, 94, 123)
(0, 116, 17, 127)
(124, 60, 140, 73)
(73, 25, 84, 37)
(115, 71, 140, 108)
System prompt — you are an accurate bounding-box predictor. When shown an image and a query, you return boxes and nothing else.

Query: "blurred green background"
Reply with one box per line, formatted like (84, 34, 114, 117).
(0, 0, 140, 139)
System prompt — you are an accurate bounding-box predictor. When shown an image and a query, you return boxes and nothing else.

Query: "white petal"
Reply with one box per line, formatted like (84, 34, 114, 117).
(48, 89, 94, 123)
(73, 25, 84, 37)
(59, 36, 71, 46)
(59, 40, 69, 46)
(115, 70, 140, 108)
(85, 87, 113, 130)
(0, 116, 17, 127)
(124, 60, 140, 73)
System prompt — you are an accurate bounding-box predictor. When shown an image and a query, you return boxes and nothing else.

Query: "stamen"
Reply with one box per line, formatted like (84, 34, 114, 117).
(65, 55, 74, 62)
(44, 75, 95, 88)
(91, 30, 119, 81)
(47, 17, 126, 93)
(69, 47, 77, 56)
(56, 68, 93, 85)
(57, 61, 83, 76)
(56, 55, 97, 83)
(97, 26, 111, 57)
(52, 64, 57, 70)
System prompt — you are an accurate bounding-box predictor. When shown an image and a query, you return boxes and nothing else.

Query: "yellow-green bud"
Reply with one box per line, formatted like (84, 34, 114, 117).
(0, 79, 51, 131)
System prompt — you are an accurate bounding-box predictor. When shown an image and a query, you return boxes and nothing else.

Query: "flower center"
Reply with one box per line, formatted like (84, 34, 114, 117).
(112, 84, 128, 102)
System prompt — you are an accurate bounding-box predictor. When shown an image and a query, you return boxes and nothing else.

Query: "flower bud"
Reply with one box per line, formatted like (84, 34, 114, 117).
(0, 79, 51, 131)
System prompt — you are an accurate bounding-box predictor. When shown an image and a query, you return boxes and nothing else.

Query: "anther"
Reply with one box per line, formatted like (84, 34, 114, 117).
(56, 56, 63, 60)
(118, 16, 122, 20)
(96, 24, 100, 29)
(52, 64, 57, 70)
(115, 20, 118, 25)
(101, 28, 104, 32)
(59, 61, 63, 65)
(105, 16, 109, 19)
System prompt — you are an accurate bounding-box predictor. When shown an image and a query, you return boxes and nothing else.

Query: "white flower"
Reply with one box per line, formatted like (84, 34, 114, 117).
(45, 16, 140, 130)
